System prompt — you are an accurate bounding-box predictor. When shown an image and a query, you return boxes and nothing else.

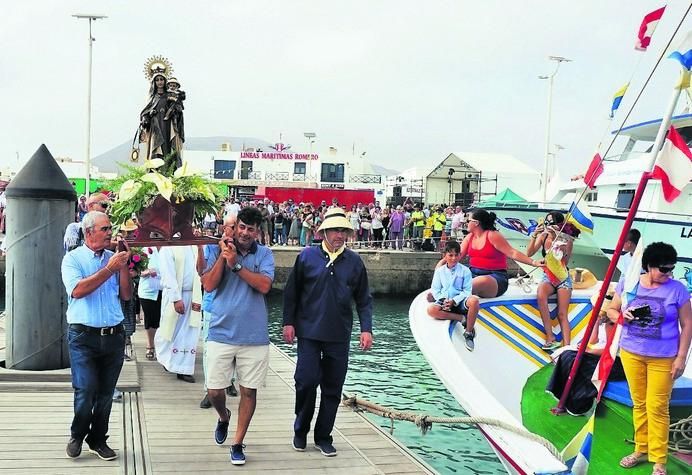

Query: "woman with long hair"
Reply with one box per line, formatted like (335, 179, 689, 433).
(526, 211, 580, 350)
(460, 209, 543, 298)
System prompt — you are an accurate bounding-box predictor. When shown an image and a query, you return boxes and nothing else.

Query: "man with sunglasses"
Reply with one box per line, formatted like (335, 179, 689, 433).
(61, 211, 132, 461)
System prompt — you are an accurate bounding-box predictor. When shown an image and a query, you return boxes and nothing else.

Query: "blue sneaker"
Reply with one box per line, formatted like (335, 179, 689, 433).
(230, 444, 246, 465)
(214, 408, 230, 446)
(314, 440, 337, 457)
(292, 434, 306, 452)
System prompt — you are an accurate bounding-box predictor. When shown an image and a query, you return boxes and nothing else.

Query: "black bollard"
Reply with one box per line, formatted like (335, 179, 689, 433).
(4, 144, 76, 370)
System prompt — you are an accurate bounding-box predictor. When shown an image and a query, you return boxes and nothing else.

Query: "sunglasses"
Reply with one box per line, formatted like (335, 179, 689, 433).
(98, 201, 110, 210)
(657, 265, 675, 274)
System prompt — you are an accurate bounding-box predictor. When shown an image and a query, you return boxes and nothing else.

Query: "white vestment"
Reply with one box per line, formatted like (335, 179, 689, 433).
(155, 246, 202, 375)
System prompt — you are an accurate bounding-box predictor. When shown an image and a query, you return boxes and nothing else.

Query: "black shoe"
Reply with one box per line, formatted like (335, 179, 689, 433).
(226, 383, 238, 397)
(66, 437, 82, 458)
(292, 434, 307, 452)
(214, 408, 231, 445)
(199, 393, 211, 409)
(230, 443, 246, 465)
(177, 374, 195, 383)
(463, 330, 476, 352)
(314, 440, 337, 457)
(88, 442, 117, 461)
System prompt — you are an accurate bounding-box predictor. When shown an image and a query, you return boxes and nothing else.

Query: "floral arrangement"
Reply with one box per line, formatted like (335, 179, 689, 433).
(108, 158, 221, 227)
(128, 247, 150, 273)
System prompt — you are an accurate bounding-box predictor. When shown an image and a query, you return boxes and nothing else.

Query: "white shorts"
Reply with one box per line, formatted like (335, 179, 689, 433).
(206, 341, 269, 390)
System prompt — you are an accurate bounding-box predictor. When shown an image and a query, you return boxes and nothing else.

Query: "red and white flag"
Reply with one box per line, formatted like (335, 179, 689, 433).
(652, 125, 692, 202)
(592, 239, 643, 400)
(583, 153, 604, 189)
(635, 6, 666, 51)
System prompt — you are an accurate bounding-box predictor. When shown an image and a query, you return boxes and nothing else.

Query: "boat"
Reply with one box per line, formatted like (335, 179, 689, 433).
(475, 114, 692, 281)
(409, 279, 692, 474)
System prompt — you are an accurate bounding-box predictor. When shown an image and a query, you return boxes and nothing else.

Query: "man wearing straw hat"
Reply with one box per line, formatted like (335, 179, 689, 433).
(282, 207, 373, 457)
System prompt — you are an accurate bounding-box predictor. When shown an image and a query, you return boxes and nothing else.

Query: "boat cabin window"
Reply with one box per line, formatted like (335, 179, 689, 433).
(584, 190, 598, 202)
(616, 189, 635, 209)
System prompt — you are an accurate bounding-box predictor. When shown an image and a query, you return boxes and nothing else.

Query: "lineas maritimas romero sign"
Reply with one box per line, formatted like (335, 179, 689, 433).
(240, 151, 319, 160)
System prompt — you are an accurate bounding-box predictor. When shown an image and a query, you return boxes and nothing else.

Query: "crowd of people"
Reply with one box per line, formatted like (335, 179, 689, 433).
(205, 196, 468, 252)
(59, 193, 373, 465)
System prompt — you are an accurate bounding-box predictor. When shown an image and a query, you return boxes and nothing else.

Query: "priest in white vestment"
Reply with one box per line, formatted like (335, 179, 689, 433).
(155, 245, 202, 382)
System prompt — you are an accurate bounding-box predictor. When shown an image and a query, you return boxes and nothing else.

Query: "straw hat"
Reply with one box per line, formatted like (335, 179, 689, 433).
(317, 208, 353, 233)
(569, 268, 598, 289)
(120, 219, 138, 232)
(589, 282, 617, 316)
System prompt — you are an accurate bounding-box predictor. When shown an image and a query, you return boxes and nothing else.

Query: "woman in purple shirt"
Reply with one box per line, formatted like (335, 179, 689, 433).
(607, 242, 691, 475)
(388, 205, 406, 250)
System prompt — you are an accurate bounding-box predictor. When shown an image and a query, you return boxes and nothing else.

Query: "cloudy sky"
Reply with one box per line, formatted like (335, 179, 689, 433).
(2, 0, 690, 177)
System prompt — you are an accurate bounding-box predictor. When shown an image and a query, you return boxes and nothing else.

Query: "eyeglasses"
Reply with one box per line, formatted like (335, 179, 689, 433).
(96, 225, 113, 232)
(657, 265, 675, 274)
(331, 228, 350, 233)
(467, 218, 479, 224)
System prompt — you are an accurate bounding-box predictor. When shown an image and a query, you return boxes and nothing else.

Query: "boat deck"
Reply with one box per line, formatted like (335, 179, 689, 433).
(0, 318, 434, 474)
(522, 365, 691, 475)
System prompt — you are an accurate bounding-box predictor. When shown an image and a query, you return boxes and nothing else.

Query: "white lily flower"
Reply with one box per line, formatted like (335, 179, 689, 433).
(140, 172, 174, 201)
(144, 158, 165, 169)
(173, 160, 195, 178)
(118, 180, 142, 202)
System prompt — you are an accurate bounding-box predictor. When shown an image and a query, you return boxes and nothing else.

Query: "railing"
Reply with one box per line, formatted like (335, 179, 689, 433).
(266, 172, 290, 181)
(350, 174, 382, 184)
(247, 171, 263, 180)
(211, 169, 235, 179)
(293, 173, 306, 181)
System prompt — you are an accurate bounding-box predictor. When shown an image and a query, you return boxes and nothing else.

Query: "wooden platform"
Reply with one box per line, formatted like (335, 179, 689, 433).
(0, 319, 435, 474)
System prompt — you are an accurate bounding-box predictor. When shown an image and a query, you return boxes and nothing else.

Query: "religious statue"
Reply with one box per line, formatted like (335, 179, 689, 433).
(138, 56, 185, 173)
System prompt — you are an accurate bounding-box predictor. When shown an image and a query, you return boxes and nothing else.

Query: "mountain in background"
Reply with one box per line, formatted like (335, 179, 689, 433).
(93, 137, 399, 176)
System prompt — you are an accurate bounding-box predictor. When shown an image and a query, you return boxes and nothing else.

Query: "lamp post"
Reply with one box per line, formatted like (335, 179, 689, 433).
(304, 132, 316, 181)
(539, 55, 571, 202)
(73, 14, 107, 198)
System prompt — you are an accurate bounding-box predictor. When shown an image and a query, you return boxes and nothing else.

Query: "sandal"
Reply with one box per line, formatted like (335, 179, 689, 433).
(619, 452, 646, 469)
(652, 464, 667, 475)
(541, 341, 561, 351)
(145, 348, 155, 360)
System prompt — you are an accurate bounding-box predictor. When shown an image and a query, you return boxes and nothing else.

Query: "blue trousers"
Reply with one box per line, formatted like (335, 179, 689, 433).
(67, 326, 125, 446)
(294, 338, 350, 443)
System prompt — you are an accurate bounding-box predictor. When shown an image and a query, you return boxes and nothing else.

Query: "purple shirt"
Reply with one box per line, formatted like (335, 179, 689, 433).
(616, 278, 690, 358)
(389, 211, 405, 233)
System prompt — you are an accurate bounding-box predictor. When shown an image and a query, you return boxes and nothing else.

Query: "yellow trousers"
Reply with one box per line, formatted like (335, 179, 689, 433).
(620, 349, 675, 464)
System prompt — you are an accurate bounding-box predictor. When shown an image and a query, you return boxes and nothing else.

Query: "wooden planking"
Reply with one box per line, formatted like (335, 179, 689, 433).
(133, 330, 434, 474)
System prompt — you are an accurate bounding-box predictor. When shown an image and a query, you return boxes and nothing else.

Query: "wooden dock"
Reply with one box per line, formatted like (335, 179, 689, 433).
(0, 318, 435, 474)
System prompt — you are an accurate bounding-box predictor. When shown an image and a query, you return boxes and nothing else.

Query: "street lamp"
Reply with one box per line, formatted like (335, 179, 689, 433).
(304, 132, 316, 181)
(539, 55, 571, 202)
(73, 13, 107, 198)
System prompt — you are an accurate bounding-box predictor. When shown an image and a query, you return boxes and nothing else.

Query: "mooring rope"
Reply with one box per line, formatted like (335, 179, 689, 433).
(342, 393, 563, 460)
(668, 415, 692, 454)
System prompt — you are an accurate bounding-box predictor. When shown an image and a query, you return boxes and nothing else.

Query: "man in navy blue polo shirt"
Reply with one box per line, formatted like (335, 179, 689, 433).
(201, 207, 274, 465)
(61, 211, 132, 461)
(283, 207, 373, 457)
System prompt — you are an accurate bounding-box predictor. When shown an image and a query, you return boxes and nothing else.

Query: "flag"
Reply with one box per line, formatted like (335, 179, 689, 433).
(561, 414, 595, 475)
(566, 200, 594, 234)
(593, 239, 643, 399)
(610, 83, 629, 118)
(669, 31, 692, 70)
(583, 153, 604, 188)
(635, 6, 665, 51)
(651, 125, 692, 202)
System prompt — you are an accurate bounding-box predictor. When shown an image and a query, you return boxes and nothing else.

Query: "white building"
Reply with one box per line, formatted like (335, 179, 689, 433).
(183, 143, 385, 199)
(386, 152, 540, 206)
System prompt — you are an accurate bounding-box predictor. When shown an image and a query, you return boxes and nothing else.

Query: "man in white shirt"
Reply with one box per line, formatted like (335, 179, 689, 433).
(616, 228, 641, 275)
(451, 206, 465, 240)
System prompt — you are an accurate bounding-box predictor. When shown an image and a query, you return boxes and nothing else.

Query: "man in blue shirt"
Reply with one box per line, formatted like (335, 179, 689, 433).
(61, 211, 132, 461)
(283, 207, 373, 457)
(201, 207, 274, 465)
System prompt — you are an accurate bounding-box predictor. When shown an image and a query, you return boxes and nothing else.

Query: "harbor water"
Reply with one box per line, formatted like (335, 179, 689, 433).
(266, 293, 505, 474)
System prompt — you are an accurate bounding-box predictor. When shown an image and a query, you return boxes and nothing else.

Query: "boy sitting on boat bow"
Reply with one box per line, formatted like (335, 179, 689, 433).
(427, 240, 480, 351)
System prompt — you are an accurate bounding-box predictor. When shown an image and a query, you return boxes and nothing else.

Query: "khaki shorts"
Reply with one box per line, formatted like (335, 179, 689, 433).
(206, 341, 269, 390)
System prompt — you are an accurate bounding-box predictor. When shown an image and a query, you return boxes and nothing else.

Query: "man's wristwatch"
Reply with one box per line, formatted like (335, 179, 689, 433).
(231, 262, 242, 273)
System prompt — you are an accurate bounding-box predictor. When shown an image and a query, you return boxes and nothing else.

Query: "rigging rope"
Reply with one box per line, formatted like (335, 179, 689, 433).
(341, 393, 564, 461)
